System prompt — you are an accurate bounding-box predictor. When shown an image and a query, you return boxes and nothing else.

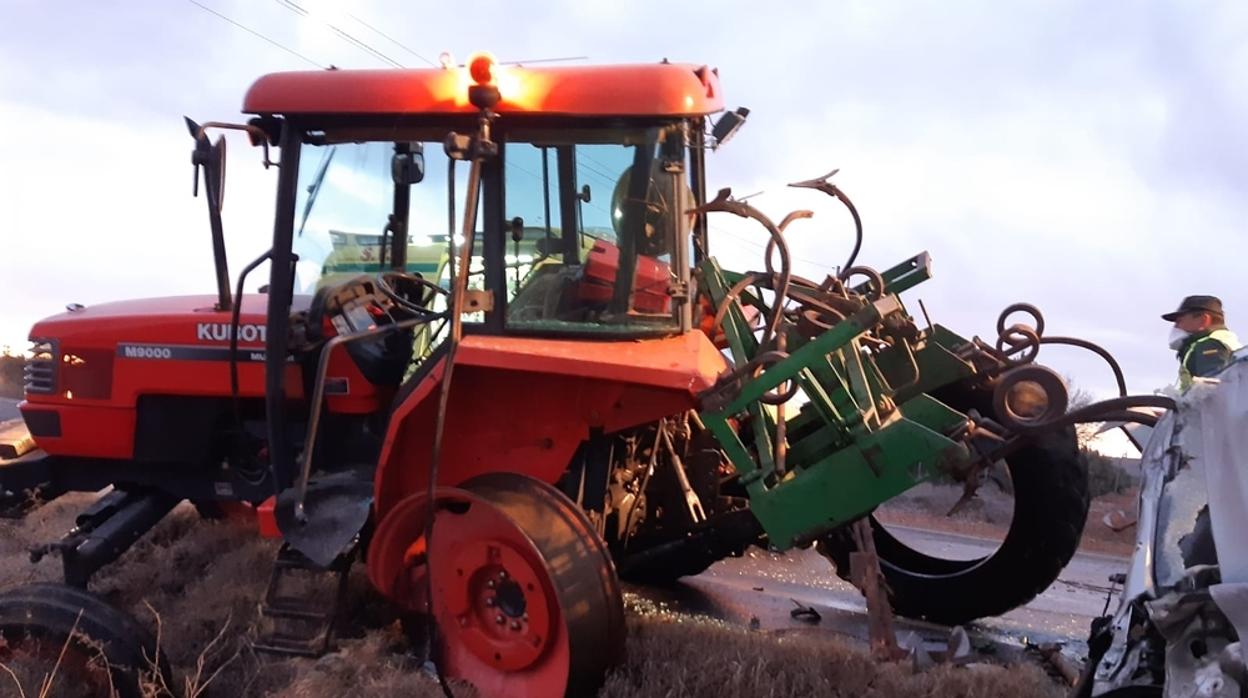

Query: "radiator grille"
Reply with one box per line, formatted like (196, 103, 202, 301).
(23, 338, 57, 395)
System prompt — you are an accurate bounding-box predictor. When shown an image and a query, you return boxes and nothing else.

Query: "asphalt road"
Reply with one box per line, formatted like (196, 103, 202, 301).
(630, 524, 1127, 664)
(0, 398, 18, 422)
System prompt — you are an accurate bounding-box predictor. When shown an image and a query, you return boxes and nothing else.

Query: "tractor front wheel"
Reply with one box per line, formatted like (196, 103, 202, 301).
(0, 583, 172, 698)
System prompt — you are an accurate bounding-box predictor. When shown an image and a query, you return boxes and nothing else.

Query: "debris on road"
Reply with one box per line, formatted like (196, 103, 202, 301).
(946, 625, 974, 665)
(0, 419, 34, 460)
(789, 599, 822, 623)
(1101, 509, 1136, 532)
(1029, 642, 1080, 686)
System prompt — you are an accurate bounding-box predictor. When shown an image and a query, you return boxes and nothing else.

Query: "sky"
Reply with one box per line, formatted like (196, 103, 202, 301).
(1, 0, 1245, 405)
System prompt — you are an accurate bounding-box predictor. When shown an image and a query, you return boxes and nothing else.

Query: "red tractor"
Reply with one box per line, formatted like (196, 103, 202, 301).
(0, 54, 1106, 697)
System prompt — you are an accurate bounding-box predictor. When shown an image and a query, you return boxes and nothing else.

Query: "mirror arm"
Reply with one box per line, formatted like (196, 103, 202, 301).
(197, 121, 277, 168)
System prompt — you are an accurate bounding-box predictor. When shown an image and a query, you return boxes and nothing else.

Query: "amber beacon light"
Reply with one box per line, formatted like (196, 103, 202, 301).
(466, 51, 501, 109)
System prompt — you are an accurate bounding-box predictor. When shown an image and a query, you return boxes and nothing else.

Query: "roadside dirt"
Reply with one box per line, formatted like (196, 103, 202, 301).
(0, 493, 1068, 697)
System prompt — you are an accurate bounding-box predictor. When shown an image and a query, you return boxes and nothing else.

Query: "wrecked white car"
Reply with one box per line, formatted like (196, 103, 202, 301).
(1078, 356, 1248, 697)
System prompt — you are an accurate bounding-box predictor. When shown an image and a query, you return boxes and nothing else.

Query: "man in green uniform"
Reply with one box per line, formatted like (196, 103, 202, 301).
(1163, 295, 1242, 389)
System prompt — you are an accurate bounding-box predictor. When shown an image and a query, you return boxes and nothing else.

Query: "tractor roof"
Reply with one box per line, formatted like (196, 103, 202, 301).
(243, 62, 724, 118)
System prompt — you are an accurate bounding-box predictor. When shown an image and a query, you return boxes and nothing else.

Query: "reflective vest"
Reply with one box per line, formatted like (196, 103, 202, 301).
(1178, 328, 1241, 389)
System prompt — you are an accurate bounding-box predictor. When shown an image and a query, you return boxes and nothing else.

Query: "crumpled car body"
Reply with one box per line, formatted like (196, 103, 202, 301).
(1081, 354, 1248, 697)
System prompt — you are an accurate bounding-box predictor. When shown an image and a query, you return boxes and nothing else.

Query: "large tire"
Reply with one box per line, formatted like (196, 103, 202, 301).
(818, 387, 1089, 625)
(0, 583, 172, 698)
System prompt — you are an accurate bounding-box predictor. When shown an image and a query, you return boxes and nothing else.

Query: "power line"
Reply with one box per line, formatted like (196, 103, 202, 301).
(185, 0, 325, 69)
(344, 12, 437, 67)
(503, 56, 590, 66)
(708, 225, 842, 273)
(274, 0, 404, 68)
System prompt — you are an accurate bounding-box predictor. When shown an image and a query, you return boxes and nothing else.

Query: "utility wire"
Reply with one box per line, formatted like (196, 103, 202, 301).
(186, 0, 325, 69)
(344, 11, 438, 67)
(709, 225, 842, 273)
(274, 0, 405, 68)
(503, 56, 590, 65)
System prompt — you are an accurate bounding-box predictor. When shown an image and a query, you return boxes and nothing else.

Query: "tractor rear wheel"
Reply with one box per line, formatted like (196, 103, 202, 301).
(373, 473, 625, 698)
(0, 583, 171, 698)
(818, 387, 1088, 625)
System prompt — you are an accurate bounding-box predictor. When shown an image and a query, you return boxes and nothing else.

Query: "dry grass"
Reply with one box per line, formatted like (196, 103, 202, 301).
(0, 494, 1066, 697)
(0, 493, 102, 589)
(604, 611, 1063, 698)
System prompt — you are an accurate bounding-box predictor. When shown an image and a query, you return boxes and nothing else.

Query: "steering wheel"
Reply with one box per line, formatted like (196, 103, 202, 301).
(375, 271, 446, 316)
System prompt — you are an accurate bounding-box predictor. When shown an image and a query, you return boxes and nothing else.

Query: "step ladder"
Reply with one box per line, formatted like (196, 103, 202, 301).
(254, 544, 353, 657)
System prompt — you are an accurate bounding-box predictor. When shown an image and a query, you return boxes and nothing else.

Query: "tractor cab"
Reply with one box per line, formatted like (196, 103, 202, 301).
(280, 74, 706, 338)
(233, 56, 734, 506)
(288, 112, 695, 336)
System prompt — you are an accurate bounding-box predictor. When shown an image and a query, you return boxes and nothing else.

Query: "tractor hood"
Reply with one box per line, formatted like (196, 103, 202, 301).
(28, 294, 311, 349)
(22, 293, 313, 405)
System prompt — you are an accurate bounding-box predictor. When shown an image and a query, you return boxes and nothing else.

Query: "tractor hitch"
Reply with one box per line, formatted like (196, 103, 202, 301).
(30, 488, 179, 588)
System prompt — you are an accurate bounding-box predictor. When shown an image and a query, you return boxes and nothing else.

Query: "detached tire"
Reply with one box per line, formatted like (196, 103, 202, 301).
(818, 385, 1089, 626)
(0, 583, 171, 698)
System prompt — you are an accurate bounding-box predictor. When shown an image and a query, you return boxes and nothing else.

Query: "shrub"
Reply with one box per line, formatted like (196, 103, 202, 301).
(1082, 448, 1136, 498)
(0, 353, 23, 399)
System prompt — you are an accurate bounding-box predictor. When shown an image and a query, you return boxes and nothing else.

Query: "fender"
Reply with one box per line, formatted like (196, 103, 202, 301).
(372, 332, 726, 521)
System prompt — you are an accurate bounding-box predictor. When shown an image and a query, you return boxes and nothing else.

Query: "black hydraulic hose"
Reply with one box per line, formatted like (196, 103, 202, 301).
(374, 273, 448, 317)
(1012, 395, 1176, 433)
(1092, 410, 1162, 427)
(994, 304, 1153, 450)
(1039, 336, 1129, 397)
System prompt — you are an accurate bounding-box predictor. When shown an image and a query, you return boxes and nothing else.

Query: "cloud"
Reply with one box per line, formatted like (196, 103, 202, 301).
(1, 0, 1244, 398)
(0, 100, 279, 349)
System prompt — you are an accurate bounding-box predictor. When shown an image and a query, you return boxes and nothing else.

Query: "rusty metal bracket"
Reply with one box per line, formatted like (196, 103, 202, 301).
(849, 519, 906, 661)
(461, 289, 494, 314)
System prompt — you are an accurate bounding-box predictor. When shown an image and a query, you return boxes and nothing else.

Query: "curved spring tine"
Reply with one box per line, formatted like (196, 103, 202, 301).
(788, 168, 842, 196)
(788, 166, 863, 278)
(766, 210, 814, 268)
(686, 186, 739, 217)
(702, 192, 782, 238)
(697, 193, 789, 346)
(777, 209, 815, 232)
